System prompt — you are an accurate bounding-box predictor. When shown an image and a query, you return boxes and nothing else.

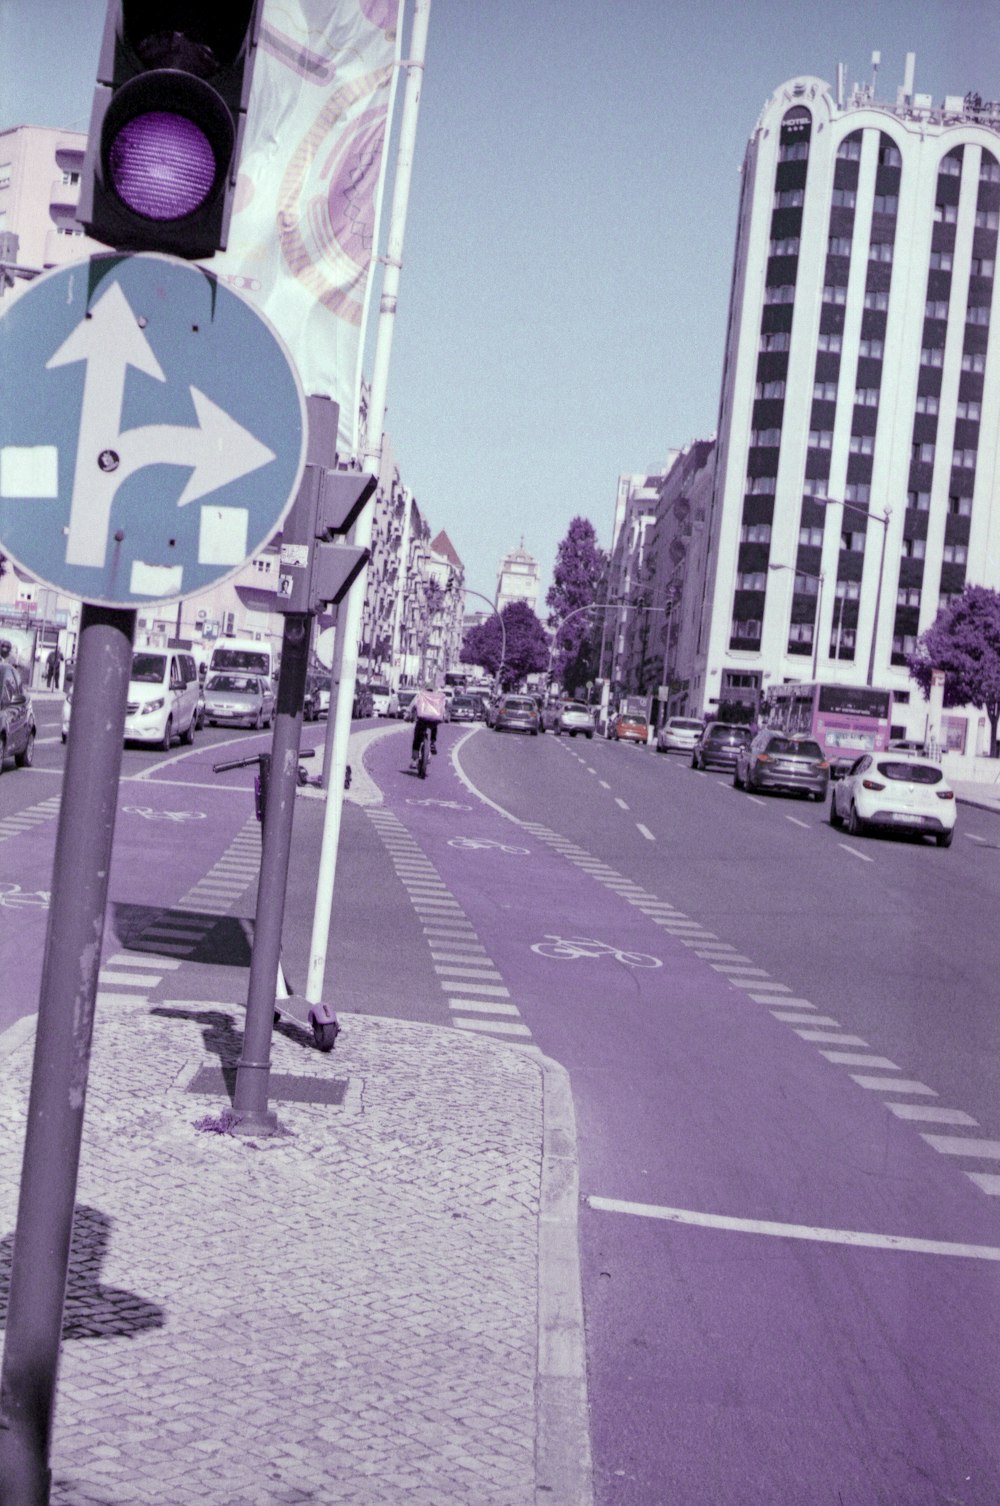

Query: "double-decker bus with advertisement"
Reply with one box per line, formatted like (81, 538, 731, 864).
(760, 681, 892, 778)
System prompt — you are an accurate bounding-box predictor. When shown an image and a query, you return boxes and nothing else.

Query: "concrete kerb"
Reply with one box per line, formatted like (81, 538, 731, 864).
(296, 719, 404, 807)
(534, 1053, 594, 1506)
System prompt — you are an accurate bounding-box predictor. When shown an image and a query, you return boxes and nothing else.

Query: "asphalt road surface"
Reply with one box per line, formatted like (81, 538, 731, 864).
(3, 707, 999, 1504)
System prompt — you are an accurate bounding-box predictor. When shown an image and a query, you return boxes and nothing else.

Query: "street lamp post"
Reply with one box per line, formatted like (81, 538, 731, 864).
(811, 496, 891, 686)
(768, 562, 824, 681)
(460, 587, 506, 691)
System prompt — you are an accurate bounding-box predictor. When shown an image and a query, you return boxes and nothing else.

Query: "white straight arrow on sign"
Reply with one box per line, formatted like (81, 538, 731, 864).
(46, 278, 275, 569)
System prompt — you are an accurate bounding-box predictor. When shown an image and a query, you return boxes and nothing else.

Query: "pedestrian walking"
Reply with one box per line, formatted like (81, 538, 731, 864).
(45, 648, 59, 689)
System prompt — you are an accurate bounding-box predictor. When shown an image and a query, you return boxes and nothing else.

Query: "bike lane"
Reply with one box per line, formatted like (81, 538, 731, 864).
(364, 725, 1000, 1506)
(0, 738, 272, 1033)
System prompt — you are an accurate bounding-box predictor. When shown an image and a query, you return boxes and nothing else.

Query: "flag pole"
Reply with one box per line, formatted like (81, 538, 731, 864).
(305, 0, 431, 1008)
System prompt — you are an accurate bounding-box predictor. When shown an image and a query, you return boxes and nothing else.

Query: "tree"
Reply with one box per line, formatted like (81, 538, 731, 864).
(461, 600, 549, 690)
(546, 517, 607, 694)
(907, 585, 1000, 756)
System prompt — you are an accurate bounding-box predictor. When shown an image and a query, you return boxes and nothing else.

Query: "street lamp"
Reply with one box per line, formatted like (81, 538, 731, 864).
(769, 562, 824, 680)
(811, 496, 891, 686)
(460, 587, 506, 691)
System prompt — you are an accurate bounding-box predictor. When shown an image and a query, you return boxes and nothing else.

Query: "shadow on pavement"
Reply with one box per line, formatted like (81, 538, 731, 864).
(151, 1006, 315, 1095)
(111, 902, 255, 967)
(0, 1205, 165, 1340)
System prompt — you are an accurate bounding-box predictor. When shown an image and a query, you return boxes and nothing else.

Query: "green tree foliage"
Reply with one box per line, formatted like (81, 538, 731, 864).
(461, 600, 549, 690)
(908, 584, 1000, 755)
(546, 517, 607, 694)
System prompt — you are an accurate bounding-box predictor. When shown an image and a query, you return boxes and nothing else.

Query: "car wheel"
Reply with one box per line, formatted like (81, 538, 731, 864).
(829, 793, 842, 828)
(847, 802, 866, 837)
(587, 732, 593, 740)
(554, 728, 561, 736)
(61, 731, 67, 745)
(732, 766, 744, 789)
(936, 829, 954, 848)
(690, 754, 698, 769)
(181, 716, 195, 745)
(160, 718, 173, 752)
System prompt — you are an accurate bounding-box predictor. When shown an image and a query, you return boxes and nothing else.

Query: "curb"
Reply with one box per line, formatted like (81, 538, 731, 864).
(535, 1052, 594, 1505)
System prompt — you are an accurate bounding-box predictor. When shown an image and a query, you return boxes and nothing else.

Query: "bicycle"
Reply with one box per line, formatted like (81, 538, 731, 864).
(415, 723, 432, 780)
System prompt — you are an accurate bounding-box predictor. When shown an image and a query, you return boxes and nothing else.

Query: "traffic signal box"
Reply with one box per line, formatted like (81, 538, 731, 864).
(277, 396, 377, 617)
(79, 1, 263, 258)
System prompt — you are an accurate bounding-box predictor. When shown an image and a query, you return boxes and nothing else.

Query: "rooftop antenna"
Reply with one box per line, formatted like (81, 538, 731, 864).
(870, 49, 881, 98)
(903, 51, 915, 103)
(836, 62, 845, 108)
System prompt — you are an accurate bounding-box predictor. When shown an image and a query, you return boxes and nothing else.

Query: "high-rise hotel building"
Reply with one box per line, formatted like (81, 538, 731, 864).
(692, 66, 1000, 747)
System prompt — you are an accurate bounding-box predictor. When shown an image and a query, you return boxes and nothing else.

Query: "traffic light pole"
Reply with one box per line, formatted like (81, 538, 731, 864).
(0, 603, 135, 1506)
(230, 610, 310, 1134)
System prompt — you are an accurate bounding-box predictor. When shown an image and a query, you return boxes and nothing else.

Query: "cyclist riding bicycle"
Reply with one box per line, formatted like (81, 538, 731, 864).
(409, 682, 446, 769)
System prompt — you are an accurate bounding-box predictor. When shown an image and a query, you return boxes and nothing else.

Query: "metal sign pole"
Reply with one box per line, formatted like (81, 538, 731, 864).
(230, 611, 310, 1134)
(0, 602, 135, 1506)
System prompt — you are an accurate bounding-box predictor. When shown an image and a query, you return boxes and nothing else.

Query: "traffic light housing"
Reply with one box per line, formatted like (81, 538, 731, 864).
(277, 468, 376, 615)
(78, 1, 263, 258)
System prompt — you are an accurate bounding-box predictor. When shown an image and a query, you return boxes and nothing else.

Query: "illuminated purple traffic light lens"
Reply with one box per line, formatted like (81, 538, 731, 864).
(107, 112, 217, 221)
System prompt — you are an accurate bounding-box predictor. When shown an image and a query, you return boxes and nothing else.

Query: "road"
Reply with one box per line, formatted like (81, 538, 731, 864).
(2, 705, 999, 1504)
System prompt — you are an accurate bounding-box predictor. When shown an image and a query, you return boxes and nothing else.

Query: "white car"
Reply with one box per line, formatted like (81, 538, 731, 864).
(656, 716, 704, 754)
(368, 682, 392, 717)
(830, 751, 957, 847)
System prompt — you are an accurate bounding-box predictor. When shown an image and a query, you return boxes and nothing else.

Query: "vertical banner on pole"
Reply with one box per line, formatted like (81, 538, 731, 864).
(210, 0, 406, 456)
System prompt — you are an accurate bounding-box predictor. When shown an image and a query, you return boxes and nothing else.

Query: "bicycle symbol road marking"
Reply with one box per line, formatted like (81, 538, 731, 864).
(530, 935, 662, 968)
(122, 807, 207, 822)
(0, 881, 51, 910)
(447, 836, 529, 854)
(406, 799, 471, 810)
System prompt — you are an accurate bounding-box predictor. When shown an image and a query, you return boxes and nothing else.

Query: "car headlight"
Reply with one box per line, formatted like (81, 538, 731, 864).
(141, 697, 165, 714)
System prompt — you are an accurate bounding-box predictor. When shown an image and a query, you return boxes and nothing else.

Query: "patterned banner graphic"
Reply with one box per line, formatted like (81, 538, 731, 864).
(211, 0, 404, 454)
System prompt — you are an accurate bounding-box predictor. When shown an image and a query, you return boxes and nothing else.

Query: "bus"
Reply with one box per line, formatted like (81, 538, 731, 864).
(760, 681, 892, 777)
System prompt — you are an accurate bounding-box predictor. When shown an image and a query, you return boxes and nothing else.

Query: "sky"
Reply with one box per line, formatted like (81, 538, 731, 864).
(2, 0, 998, 605)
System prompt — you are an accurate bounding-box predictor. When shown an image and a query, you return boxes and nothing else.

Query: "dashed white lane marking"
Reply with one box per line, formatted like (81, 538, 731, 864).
(746, 795, 766, 806)
(965, 833, 988, 843)
(786, 816, 810, 829)
(452, 746, 1000, 1196)
(839, 843, 874, 863)
(368, 805, 534, 1046)
(599, 780, 611, 789)
(0, 794, 61, 844)
(614, 797, 629, 810)
(587, 1197, 1000, 1261)
(636, 823, 655, 841)
(887, 1104, 978, 1126)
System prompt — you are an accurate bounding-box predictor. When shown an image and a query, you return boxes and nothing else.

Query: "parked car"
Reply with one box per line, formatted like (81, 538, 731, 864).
(830, 751, 957, 846)
(691, 721, 752, 771)
(610, 711, 649, 744)
(395, 687, 418, 720)
(493, 694, 540, 735)
(203, 673, 276, 730)
(448, 694, 481, 724)
(734, 730, 830, 800)
(557, 701, 596, 739)
(656, 715, 704, 754)
(0, 663, 35, 771)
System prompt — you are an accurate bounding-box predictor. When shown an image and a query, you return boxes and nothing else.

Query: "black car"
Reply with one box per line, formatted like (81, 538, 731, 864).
(691, 721, 752, 771)
(0, 663, 36, 771)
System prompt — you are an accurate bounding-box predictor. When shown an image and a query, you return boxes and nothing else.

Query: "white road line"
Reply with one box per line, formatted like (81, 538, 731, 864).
(453, 1018, 532, 1036)
(965, 833, 988, 843)
(772, 1012, 840, 1026)
(105, 953, 182, 969)
(967, 1173, 1000, 1195)
(795, 1029, 870, 1045)
(820, 1050, 900, 1069)
(586, 1196, 1000, 1261)
(850, 1075, 936, 1094)
(746, 795, 766, 806)
(438, 980, 511, 997)
(839, 843, 874, 863)
(887, 1104, 978, 1125)
(97, 971, 163, 988)
(614, 797, 629, 810)
(636, 823, 655, 841)
(599, 780, 611, 789)
(448, 999, 521, 1015)
(920, 1135, 1000, 1159)
(785, 816, 810, 829)
(434, 964, 504, 980)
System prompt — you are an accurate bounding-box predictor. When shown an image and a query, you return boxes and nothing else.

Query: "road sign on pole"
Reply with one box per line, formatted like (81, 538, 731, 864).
(0, 251, 306, 607)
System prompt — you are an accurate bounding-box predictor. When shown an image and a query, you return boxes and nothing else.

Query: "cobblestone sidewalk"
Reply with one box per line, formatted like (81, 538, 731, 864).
(0, 1003, 591, 1505)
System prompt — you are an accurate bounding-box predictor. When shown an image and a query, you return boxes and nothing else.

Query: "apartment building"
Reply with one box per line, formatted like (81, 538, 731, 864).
(689, 63, 1000, 751)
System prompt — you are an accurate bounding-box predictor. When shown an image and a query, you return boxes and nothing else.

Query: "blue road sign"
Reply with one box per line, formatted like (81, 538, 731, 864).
(0, 252, 306, 607)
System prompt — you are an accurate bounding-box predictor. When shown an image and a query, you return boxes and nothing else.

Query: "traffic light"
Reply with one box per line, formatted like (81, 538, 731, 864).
(277, 466, 377, 616)
(78, 2, 263, 258)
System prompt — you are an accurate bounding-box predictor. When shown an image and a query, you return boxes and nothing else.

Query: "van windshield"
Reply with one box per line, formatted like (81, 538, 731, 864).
(131, 654, 167, 683)
(212, 648, 270, 676)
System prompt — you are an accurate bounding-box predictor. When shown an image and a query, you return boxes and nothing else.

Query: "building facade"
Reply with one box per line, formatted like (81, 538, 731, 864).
(0, 125, 103, 293)
(690, 65, 1000, 752)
